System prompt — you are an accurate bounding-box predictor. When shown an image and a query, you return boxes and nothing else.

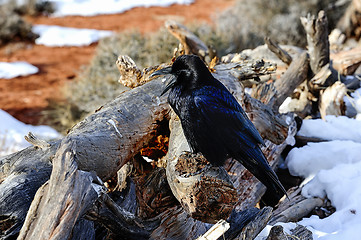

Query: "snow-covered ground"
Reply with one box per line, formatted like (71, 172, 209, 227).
(32, 25, 114, 47)
(49, 0, 194, 16)
(257, 114, 361, 239)
(0, 109, 62, 157)
(0, 62, 38, 79)
(0, 0, 194, 16)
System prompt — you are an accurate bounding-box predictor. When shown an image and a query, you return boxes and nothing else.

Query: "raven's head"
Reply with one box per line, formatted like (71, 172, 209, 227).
(151, 55, 213, 96)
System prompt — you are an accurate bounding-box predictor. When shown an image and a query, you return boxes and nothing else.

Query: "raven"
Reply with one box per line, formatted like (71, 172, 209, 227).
(152, 55, 286, 199)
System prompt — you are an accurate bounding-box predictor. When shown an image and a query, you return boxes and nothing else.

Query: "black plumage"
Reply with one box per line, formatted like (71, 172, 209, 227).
(152, 55, 286, 199)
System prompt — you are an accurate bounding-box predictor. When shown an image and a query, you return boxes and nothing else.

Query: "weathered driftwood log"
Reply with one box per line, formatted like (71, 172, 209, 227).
(264, 37, 292, 65)
(214, 60, 277, 82)
(165, 20, 216, 63)
(0, 78, 170, 238)
(269, 187, 324, 225)
(0, 141, 59, 239)
(266, 225, 313, 240)
(331, 46, 361, 76)
(301, 10, 330, 75)
(252, 51, 309, 111)
(236, 207, 273, 240)
(301, 10, 346, 95)
(17, 139, 101, 240)
(336, 0, 361, 40)
(319, 81, 347, 119)
(165, 115, 238, 223)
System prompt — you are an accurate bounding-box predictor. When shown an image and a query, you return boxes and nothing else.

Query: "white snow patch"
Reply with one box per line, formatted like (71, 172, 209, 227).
(297, 115, 361, 142)
(286, 140, 361, 179)
(0, 62, 38, 79)
(48, 0, 194, 17)
(0, 109, 62, 156)
(257, 116, 361, 240)
(32, 25, 114, 47)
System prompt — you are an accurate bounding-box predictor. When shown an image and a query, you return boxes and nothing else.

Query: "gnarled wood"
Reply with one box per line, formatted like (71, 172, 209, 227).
(17, 139, 100, 240)
(252, 52, 309, 111)
(0, 77, 170, 238)
(264, 37, 292, 65)
(301, 10, 330, 74)
(336, 0, 361, 40)
(319, 81, 347, 119)
(165, 20, 214, 63)
(116, 55, 143, 88)
(269, 187, 324, 225)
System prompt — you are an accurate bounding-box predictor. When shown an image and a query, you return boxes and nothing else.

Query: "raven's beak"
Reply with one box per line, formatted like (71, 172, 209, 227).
(151, 66, 176, 96)
(160, 78, 176, 96)
(150, 66, 172, 78)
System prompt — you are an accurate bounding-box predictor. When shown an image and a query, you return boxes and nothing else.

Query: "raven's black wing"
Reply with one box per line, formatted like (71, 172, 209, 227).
(192, 85, 286, 198)
(192, 85, 264, 153)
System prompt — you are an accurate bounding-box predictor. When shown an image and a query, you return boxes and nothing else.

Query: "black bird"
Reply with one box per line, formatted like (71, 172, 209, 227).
(152, 55, 286, 199)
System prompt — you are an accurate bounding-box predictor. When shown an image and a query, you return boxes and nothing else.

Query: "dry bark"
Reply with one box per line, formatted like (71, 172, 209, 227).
(301, 10, 345, 95)
(319, 81, 347, 119)
(266, 225, 313, 240)
(331, 46, 361, 75)
(336, 0, 361, 40)
(0, 77, 170, 239)
(264, 37, 293, 65)
(17, 139, 101, 240)
(165, 20, 215, 63)
(269, 187, 324, 225)
(301, 10, 330, 75)
(252, 52, 309, 111)
(231, 207, 272, 240)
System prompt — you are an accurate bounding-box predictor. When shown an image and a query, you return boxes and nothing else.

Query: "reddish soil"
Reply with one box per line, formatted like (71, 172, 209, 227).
(0, 0, 234, 125)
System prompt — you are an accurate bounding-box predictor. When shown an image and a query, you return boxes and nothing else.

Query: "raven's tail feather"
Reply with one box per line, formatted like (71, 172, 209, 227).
(235, 148, 287, 200)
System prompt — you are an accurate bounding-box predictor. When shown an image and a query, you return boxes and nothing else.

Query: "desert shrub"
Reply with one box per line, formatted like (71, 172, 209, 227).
(214, 0, 347, 50)
(0, 8, 38, 45)
(1, 0, 55, 16)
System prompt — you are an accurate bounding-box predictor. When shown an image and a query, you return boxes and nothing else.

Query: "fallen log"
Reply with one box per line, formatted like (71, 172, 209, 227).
(0, 77, 170, 238)
(17, 139, 101, 240)
(269, 187, 324, 225)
